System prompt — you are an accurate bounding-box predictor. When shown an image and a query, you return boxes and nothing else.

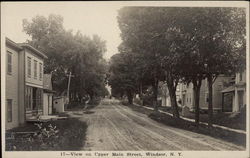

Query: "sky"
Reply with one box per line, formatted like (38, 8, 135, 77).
(2, 2, 248, 59)
(2, 2, 125, 59)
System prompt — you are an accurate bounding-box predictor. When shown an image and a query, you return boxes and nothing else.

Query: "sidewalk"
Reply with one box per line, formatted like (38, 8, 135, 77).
(133, 103, 246, 135)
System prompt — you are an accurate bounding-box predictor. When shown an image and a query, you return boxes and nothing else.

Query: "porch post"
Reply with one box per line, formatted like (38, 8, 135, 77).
(221, 93, 224, 112)
(234, 87, 239, 112)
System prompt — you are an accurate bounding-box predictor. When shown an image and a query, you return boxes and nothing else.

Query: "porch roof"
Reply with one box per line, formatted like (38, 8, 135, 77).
(44, 89, 56, 93)
(221, 86, 234, 93)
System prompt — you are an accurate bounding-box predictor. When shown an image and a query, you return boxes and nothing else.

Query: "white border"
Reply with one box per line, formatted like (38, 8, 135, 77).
(1, 1, 249, 158)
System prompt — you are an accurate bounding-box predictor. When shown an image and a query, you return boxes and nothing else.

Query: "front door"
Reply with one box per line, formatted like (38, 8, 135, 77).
(32, 88, 37, 111)
(223, 93, 233, 112)
(238, 91, 244, 110)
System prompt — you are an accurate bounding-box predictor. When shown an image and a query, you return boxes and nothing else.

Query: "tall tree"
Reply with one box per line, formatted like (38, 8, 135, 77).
(117, 7, 246, 120)
(184, 8, 246, 127)
(117, 7, 185, 117)
(23, 14, 108, 102)
(109, 50, 138, 104)
(170, 7, 246, 126)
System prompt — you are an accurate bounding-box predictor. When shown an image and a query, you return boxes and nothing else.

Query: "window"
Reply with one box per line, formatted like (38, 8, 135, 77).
(205, 93, 209, 103)
(239, 72, 242, 81)
(7, 99, 12, 122)
(32, 88, 42, 110)
(217, 82, 223, 90)
(26, 86, 32, 110)
(27, 57, 31, 78)
(34, 60, 37, 79)
(37, 89, 43, 109)
(39, 63, 43, 81)
(7, 52, 12, 75)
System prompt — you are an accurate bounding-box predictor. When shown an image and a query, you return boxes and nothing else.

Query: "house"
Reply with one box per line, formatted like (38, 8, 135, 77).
(5, 38, 48, 129)
(160, 81, 171, 107)
(221, 70, 246, 112)
(159, 74, 234, 112)
(5, 38, 24, 130)
(179, 75, 232, 112)
(43, 74, 55, 115)
(20, 43, 48, 120)
(159, 81, 181, 107)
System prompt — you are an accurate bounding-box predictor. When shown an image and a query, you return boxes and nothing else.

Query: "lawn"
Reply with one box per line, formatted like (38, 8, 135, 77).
(157, 106, 246, 130)
(122, 101, 246, 147)
(183, 111, 246, 130)
(135, 100, 246, 131)
(5, 117, 87, 151)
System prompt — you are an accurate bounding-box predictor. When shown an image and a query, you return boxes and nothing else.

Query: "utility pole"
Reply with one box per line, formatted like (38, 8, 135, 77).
(66, 72, 75, 103)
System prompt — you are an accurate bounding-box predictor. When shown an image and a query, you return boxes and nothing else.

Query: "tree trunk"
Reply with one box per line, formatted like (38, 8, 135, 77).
(78, 93, 83, 103)
(90, 94, 93, 103)
(165, 71, 179, 118)
(168, 87, 179, 118)
(207, 74, 213, 128)
(127, 89, 133, 104)
(152, 79, 159, 111)
(139, 81, 143, 98)
(74, 90, 77, 102)
(192, 78, 202, 126)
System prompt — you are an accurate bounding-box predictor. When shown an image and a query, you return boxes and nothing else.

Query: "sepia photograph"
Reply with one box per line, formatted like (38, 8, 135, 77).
(1, 1, 249, 158)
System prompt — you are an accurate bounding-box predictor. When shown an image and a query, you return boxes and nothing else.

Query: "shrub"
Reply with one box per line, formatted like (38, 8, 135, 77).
(6, 118, 87, 151)
(134, 98, 142, 105)
(33, 123, 60, 149)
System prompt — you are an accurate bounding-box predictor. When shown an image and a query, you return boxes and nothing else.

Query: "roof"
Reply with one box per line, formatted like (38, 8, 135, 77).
(6, 37, 23, 51)
(19, 43, 48, 59)
(221, 86, 235, 93)
(43, 74, 53, 91)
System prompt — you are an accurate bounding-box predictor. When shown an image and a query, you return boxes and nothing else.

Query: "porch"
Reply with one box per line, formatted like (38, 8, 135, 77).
(221, 84, 245, 112)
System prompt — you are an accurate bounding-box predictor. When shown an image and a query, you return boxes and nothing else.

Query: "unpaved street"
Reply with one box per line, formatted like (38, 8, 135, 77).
(68, 99, 244, 151)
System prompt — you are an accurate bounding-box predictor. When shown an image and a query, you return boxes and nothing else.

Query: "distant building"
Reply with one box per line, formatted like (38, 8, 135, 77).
(53, 96, 67, 113)
(160, 75, 235, 112)
(159, 81, 181, 107)
(43, 74, 55, 115)
(180, 75, 232, 112)
(159, 81, 171, 107)
(105, 84, 112, 97)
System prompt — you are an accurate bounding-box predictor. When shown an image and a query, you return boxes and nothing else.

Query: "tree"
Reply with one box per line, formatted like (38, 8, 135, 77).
(23, 14, 108, 103)
(117, 7, 185, 117)
(168, 7, 246, 126)
(108, 51, 138, 104)
(183, 8, 246, 127)
(117, 7, 246, 121)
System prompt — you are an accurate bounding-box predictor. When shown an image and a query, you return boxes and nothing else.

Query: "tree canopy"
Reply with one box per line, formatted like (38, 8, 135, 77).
(116, 7, 246, 119)
(23, 14, 108, 102)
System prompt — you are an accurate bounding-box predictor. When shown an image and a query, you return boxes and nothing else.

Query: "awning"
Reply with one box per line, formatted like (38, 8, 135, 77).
(221, 86, 235, 93)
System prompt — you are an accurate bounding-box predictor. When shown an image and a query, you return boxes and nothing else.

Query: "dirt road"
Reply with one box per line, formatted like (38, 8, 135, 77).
(68, 99, 244, 151)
